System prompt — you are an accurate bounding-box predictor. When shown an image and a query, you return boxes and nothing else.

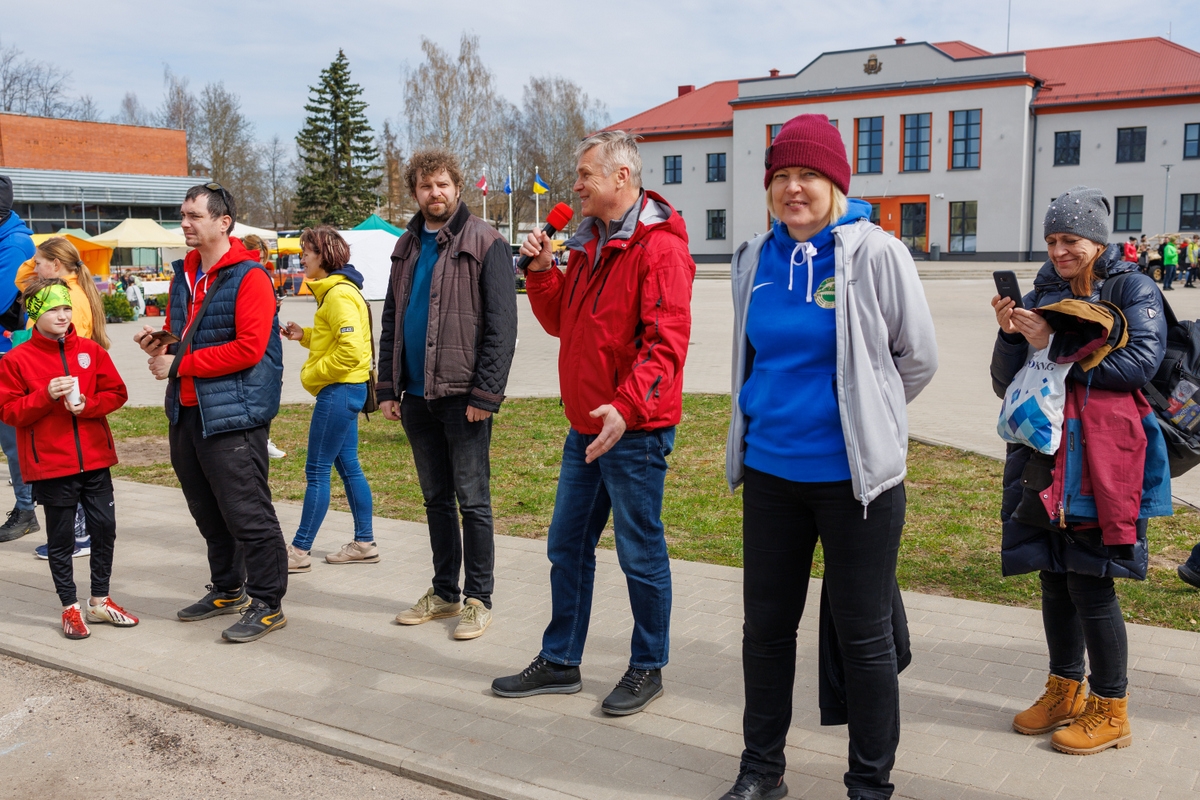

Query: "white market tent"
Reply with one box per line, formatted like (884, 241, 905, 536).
(231, 222, 279, 243)
(341, 229, 398, 301)
(90, 218, 187, 248)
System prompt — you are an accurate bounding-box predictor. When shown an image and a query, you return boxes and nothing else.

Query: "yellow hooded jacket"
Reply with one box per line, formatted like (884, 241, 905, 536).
(299, 273, 372, 396)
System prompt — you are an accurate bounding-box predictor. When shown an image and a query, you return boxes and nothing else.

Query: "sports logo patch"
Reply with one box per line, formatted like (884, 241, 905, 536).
(340, 326, 355, 333)
(814, 277, 836, 309)
(77, 353, 91, 369)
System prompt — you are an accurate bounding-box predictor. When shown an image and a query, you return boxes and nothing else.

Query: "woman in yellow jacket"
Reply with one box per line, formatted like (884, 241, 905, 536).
(280, 226, 376, 573)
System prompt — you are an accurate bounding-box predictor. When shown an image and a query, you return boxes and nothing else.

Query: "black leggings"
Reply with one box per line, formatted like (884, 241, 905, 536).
(740, 468, 905, 800)
(1040, 571, 1128, 698)
(34, 469, 117, 607)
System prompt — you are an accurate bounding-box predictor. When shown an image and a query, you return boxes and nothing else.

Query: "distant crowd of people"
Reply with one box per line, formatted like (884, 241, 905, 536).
(1, 110, 1198, 800)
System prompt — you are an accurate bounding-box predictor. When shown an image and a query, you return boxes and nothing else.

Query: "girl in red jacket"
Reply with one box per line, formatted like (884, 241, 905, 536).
(0, 279, 134, 639)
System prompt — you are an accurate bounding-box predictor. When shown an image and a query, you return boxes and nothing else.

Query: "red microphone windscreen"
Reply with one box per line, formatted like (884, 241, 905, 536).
(547, 203, 574, 230)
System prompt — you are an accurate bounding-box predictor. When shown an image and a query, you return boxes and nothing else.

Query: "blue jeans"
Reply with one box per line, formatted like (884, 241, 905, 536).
(0, 420, 33, 511)
(540, 427, 675, 670)
(292, 383, 373, 551)
(400, 393, 495, 608)
(1163, 264, 1178, 289)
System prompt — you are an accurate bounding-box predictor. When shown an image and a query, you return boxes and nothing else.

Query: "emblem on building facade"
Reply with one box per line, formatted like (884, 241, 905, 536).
(864, 55, 882, 74)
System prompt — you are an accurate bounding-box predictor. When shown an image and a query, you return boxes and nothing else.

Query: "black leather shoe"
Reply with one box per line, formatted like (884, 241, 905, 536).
(221, 599, 286, 642)
(177, 584, 251, 621)
(601, 666, 663, 716)
(492, 656, 582, 697)
(1179, 563, 1200, 589)
(0, 507, 38, 542)
(720, 768, 788, 800)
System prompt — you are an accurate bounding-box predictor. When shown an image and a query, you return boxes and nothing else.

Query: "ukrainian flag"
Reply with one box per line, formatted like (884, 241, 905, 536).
(533, 173, 549, 195)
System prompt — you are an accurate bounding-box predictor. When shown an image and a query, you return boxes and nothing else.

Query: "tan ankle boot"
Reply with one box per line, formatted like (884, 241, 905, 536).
(1051, 693, 1131, 755)
(1013, 674, 1087, 734)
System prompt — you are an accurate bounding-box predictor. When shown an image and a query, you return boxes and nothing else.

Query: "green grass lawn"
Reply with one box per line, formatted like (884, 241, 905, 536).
(104, 395, 1200, 632)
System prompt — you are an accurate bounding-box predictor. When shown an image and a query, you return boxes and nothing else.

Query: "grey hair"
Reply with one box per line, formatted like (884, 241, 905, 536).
(575, 130, 643, 189)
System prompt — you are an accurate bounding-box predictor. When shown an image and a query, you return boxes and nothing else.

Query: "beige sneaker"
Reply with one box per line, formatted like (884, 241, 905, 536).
(395, 587, 461, 625)
(287, 544, 311, 573)
(325, 540, 380, 564)
(453, 598, 492, 640)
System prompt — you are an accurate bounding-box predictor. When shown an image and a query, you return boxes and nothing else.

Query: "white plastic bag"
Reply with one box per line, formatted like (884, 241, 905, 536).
(997, 338, 1068, 454)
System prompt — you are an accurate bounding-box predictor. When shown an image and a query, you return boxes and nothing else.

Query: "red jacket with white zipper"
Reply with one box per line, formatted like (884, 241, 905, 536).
(526, 190, 695, 434)
(0, 326, 128, 482)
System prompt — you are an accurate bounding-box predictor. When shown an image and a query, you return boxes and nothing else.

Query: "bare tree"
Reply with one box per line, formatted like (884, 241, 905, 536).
(0, 39, 73, 117)
(261, 134, 297, 230)
(376, 119, 409, 225)
(157, 66, 201, 172)
(194, 82, 265, 224)
(66, 94, 103, 122)
(113, 92, 152, 126)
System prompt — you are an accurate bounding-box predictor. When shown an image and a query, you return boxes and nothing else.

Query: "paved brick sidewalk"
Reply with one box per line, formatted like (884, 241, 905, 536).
(1, 478, 1198, 799)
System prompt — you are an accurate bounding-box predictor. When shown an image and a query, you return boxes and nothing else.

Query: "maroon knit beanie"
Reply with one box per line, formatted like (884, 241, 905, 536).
(763, 114, 851, 193)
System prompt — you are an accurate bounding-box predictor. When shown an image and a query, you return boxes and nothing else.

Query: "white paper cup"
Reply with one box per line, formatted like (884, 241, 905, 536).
(66, 377, 80, 406)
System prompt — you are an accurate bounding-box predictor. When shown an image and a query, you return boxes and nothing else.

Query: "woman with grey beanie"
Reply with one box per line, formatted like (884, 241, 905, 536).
(990, 186, 1169, 755)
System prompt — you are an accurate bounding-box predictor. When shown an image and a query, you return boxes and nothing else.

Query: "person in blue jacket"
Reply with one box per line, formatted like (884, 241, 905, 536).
(991, 186, 1166, 756)
(0, 175, 39, 544)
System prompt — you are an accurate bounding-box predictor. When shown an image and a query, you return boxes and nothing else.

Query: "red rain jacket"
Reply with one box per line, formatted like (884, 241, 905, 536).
(526, 191, 695, 433)
(0, 326, 128, 482)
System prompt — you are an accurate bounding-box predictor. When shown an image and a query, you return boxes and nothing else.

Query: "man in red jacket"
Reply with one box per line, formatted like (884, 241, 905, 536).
(492, 131, 695, 715)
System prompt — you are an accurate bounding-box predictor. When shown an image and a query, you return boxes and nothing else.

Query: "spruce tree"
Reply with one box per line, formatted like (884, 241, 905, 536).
(295, 50, 379, 228)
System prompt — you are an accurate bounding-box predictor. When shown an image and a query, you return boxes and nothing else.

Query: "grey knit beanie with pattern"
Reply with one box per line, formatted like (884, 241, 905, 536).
(1044, 185, 1110, 245)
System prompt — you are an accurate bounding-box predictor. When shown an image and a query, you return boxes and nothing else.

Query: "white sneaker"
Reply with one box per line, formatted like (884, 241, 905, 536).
(267, 440, 286, 459)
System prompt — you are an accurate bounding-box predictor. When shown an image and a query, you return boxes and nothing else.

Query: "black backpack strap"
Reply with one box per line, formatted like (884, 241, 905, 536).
(168, 270, 229, 381)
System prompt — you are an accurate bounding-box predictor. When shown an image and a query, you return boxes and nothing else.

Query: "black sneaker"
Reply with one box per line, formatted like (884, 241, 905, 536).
(720, 768, 788, 800)
(491, 656, 582, 697)
(601, 666, 663, 716)
(0, 507, 38, 543)
(177, 584, 251, 621)
(1179, 563, 1200, 589)
(221, 599, 286, 643)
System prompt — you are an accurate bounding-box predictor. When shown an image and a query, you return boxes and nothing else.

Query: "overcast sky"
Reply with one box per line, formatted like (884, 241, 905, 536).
(5, 0, 1197, 146)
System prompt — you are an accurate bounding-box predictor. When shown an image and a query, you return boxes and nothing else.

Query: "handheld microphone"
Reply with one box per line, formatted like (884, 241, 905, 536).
(517, 203, 574, 270)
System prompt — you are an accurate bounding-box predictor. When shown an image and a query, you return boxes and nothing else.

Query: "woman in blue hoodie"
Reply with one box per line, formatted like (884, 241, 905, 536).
(721, 115, 938, 800)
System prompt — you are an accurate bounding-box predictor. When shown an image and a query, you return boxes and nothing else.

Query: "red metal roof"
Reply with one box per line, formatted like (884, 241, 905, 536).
(606, 80, 738, 138)
(1023, 38, 1200, 107)
(931, 41, 992, 59)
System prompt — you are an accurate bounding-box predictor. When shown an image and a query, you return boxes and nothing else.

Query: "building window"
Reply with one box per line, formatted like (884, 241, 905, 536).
(1186, 123, 1199, 159)
(856, 116, 883, 174)
(1114, 196, 1143, 232)
(1054, 131, 1080, 166)
(1116, 127, 1146, 163)
(951, 109, 981, 169)
(900, 202, 928, 253)
(707, 153, 726, 182)
(1182, 194, 1200, 231)
(828, 119, 838, 129)
(768, 124, 782, 143)
(706, 209, 726, 240)
(663, 155, 682, 184)
(902, 113, 931, 172)
(869, 203, 880, 224)
(949, 201, 978, 252)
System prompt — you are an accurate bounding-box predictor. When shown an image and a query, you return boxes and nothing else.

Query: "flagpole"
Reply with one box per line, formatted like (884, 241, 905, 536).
(535, 165, 540, 227)
(483, 182, 488, 225)
(508, 164, 514, 245)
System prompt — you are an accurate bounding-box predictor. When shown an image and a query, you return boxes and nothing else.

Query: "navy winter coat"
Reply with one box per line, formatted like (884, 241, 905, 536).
(991, 245, 1167, 579)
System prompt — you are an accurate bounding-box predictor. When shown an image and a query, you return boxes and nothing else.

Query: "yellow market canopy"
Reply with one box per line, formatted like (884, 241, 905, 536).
(30, 233, 114, 278)
(277, 237, 301, 255)
(90, 218, 187, 249)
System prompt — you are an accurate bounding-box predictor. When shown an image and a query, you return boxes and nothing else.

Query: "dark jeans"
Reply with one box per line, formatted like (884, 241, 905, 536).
(1163, 265, 1178, 289)
(169, 405, 288, 609)
(0, 420, 33, 511)
(740, 468, 905, 800)
(33, 468, 116, 607)
(1040, 570, 1128, 698)
(540, 427, 675, 671)
(400, 393, 495, 608)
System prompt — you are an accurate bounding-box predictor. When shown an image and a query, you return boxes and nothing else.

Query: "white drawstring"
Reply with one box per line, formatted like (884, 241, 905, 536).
(788, 241, 818, 300)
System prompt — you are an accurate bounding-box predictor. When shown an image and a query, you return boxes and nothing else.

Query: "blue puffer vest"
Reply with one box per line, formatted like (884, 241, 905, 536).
(164, 259, 283, 436)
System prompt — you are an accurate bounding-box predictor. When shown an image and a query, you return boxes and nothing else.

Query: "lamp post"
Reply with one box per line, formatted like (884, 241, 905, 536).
(1162, 164, 1174, 234)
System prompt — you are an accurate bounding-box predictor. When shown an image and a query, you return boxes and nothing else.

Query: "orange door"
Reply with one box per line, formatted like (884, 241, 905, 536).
(861, 195, 929, 253)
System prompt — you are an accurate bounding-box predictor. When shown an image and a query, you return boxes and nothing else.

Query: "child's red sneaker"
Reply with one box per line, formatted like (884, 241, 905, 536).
(62, 604, 90, 639)
(85, 597, 139, 627)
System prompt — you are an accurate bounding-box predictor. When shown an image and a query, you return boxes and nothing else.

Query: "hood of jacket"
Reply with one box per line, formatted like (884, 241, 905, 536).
(181, 236, 258, 277)
(1032, 243, 1133, 295)
(328, 263, 365, 289)
(566, 190, 689, 258)
(0, 211, 32, 243)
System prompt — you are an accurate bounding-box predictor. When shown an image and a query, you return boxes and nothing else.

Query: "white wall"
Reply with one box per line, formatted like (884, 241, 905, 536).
(638, 135, 735, 261)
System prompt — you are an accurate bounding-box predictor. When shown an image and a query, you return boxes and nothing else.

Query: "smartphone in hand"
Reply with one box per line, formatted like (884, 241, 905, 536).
(993, 270, 1023, 308)
(148, 330, 180, 345)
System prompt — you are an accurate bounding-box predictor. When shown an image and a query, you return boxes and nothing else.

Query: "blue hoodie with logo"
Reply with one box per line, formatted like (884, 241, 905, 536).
(0, 212, 35, 355)
(739, 198, 873, 483)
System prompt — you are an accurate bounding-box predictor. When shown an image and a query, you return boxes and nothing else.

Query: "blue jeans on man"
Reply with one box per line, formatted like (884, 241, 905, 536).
(0, 420, 32, 512)
(540, 427, 675, 670)
(291, 382, 373, 551)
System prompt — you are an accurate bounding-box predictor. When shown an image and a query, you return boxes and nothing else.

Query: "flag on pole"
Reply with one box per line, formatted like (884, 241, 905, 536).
(533, 173, 549, 195)
(503, 176, 512, 195)
(476, 175, 488, 196)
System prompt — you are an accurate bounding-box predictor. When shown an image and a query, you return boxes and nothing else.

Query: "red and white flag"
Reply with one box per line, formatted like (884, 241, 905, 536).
(476, 175, 488, 196)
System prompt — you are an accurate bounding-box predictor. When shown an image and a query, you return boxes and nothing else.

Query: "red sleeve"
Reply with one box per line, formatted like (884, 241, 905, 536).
(177, 268, 275, 378)
(609, 238, 694, 427)
(525, 263, 567, 338)
(0, 354, 56, 428)
(79, 346, 128, 419)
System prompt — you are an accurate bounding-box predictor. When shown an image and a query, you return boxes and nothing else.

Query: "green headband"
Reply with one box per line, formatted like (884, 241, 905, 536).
(26, 285, 72, 322)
